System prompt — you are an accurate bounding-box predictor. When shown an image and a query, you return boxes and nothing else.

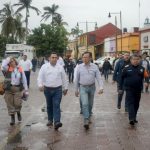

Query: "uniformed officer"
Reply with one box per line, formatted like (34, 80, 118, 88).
(119, 54, 148, 126)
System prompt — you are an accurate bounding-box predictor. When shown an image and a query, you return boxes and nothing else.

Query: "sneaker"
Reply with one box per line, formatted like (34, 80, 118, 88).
(47, 121, 53, 127)
(54, 122, 62, 130)
(84, 119, 89, 130)
(129, 120, 135, 126)
(17, 112, 22, 121)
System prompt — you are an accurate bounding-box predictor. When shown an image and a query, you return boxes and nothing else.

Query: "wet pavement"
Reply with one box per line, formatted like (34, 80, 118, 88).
(0, 71, 150, 150)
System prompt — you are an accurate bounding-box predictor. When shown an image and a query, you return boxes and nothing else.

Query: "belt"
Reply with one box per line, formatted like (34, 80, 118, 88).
(11, 84, 20, 87)
(80, 83, 95, 87)
(44, 86, 62, 89)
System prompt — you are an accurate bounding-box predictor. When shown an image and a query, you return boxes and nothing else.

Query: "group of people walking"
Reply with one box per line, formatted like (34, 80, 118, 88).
(1, 51, 150, 130)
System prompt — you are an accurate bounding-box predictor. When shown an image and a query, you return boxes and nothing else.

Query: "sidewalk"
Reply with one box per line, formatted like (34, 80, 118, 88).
(0, 73, 150, 150)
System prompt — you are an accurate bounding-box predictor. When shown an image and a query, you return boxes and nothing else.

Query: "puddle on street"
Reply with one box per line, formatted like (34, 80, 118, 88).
(4, 125, 31, 150)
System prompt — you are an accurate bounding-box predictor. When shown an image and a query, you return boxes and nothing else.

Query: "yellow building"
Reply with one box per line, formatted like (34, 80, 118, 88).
(117, 33, 140, 53)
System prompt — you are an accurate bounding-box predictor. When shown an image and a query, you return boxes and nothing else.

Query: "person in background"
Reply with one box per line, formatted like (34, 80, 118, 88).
(1, 57, 28, 125)
(113, 52, 130, 111)
(19, 55, 32, 88)
(37, 52, 68, 130)
(63, 56, 68, 72)
(75, 52, 103, 130)
(113, 53, 123, 70)
(119, 54, 148, 126)
(102, 58, 112, 81)
(31, 57, 37, 72)
(67, 57, 75, 83)
(140, 52, 150, 93)
(57, 54, 65, 67)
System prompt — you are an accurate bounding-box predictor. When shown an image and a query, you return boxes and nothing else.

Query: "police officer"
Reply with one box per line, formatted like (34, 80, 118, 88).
(119, 54, 148, 126)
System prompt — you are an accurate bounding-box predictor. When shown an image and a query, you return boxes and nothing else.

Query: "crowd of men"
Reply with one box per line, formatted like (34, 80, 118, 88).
(1, 51, 150, 130)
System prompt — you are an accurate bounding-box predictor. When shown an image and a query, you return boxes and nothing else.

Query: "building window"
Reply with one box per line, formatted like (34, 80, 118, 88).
(89, 34, 96, 44)
(143, 36, 148, 42)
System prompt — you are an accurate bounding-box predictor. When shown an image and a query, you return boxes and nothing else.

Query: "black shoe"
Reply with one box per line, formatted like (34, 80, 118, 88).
(47, 121, 53, 126)
(129, 120, 135, 126)
(84, 119, 89, 130)
(117, 105, 121, 109)
(134, 120, 138, 123)
(54, 122, 62, 130)
(17, 112, 22, 121)
(80, 110, 83, 114)
(10, 114, 15, 126)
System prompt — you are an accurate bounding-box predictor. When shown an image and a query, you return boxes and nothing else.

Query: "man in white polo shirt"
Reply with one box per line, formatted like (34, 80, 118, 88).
(19, 55, 32, 88)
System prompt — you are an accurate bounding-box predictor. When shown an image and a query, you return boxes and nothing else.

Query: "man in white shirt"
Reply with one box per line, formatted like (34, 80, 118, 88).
(37, 52, 68, 130)
(19, 55, 32, 88)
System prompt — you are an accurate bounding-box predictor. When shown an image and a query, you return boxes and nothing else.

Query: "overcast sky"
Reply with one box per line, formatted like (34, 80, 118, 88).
(0, 0, 150, 33)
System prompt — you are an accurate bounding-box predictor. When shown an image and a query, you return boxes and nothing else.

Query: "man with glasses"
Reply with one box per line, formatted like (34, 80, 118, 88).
(75, 52, 103, 130)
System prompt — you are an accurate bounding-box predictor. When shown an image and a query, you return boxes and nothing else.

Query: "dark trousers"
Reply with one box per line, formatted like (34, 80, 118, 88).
(126, 90, 141, 121)
(103, 70, 109, 80)
(117, 83, 128, 110)
(24, 71, 31, 88)
(68, 71, 74, 83)
(44, 86, 62, 123)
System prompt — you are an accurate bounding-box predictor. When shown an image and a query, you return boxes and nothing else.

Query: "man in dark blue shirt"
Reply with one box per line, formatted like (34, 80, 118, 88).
(119, 54, 147, 126)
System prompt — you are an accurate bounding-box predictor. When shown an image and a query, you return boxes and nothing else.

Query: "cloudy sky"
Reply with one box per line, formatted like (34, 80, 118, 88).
(0, 0, 150, 33)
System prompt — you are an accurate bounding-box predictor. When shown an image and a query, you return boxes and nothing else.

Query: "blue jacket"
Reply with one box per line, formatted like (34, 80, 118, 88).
(113, 59, 130, 82)
(119, 64, 145, 91)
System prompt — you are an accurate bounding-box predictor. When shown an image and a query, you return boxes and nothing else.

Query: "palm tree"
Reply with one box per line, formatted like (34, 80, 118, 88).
(0, 3, 16, 39)
(71, 26, 83, 37)
(13, 0, 41, 41)
(14, 14, 26, 42)
(41, 4, 60, 25)
(53, 14, 68, 26)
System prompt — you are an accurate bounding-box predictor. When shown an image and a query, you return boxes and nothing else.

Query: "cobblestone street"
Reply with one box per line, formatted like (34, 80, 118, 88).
(0, 71, 150, 150)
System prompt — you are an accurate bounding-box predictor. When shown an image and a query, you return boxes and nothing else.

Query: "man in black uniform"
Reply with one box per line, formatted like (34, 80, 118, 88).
(119, 54, 147, 126)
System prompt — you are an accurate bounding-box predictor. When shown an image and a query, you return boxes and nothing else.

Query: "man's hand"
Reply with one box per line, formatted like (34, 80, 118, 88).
(98, 89, 103, 94)
(75, 91, 79, 97)
(39, 86, 44, 92)
(63, 89, 68, 96)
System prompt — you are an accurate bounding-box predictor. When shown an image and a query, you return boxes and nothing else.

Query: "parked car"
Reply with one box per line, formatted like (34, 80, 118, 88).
(94, 56, 115, 68)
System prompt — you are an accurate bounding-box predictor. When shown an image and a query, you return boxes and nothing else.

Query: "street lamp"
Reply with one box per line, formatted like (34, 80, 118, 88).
(77, 21, 97, 51)
(108, 11, 122, 53)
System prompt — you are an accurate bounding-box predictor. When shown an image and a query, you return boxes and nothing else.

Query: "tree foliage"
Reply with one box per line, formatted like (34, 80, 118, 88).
(27, 24, 68, 57)
(0, 3, 25, 42)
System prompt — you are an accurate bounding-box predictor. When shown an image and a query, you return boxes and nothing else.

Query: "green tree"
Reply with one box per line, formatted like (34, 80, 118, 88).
(27, 24, 68, 57)
(13, 0, 41, 41)
(0, 3, 16, 39)
(14, 14, 26, 42)
(53, 14, 68, 26)
(41, 4, 60, 25)
(71, 26, 83, 37)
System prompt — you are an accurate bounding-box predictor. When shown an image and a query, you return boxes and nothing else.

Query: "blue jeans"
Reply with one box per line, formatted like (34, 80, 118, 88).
(80, 84, 96, 120)
(44, 86, 62, 123)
